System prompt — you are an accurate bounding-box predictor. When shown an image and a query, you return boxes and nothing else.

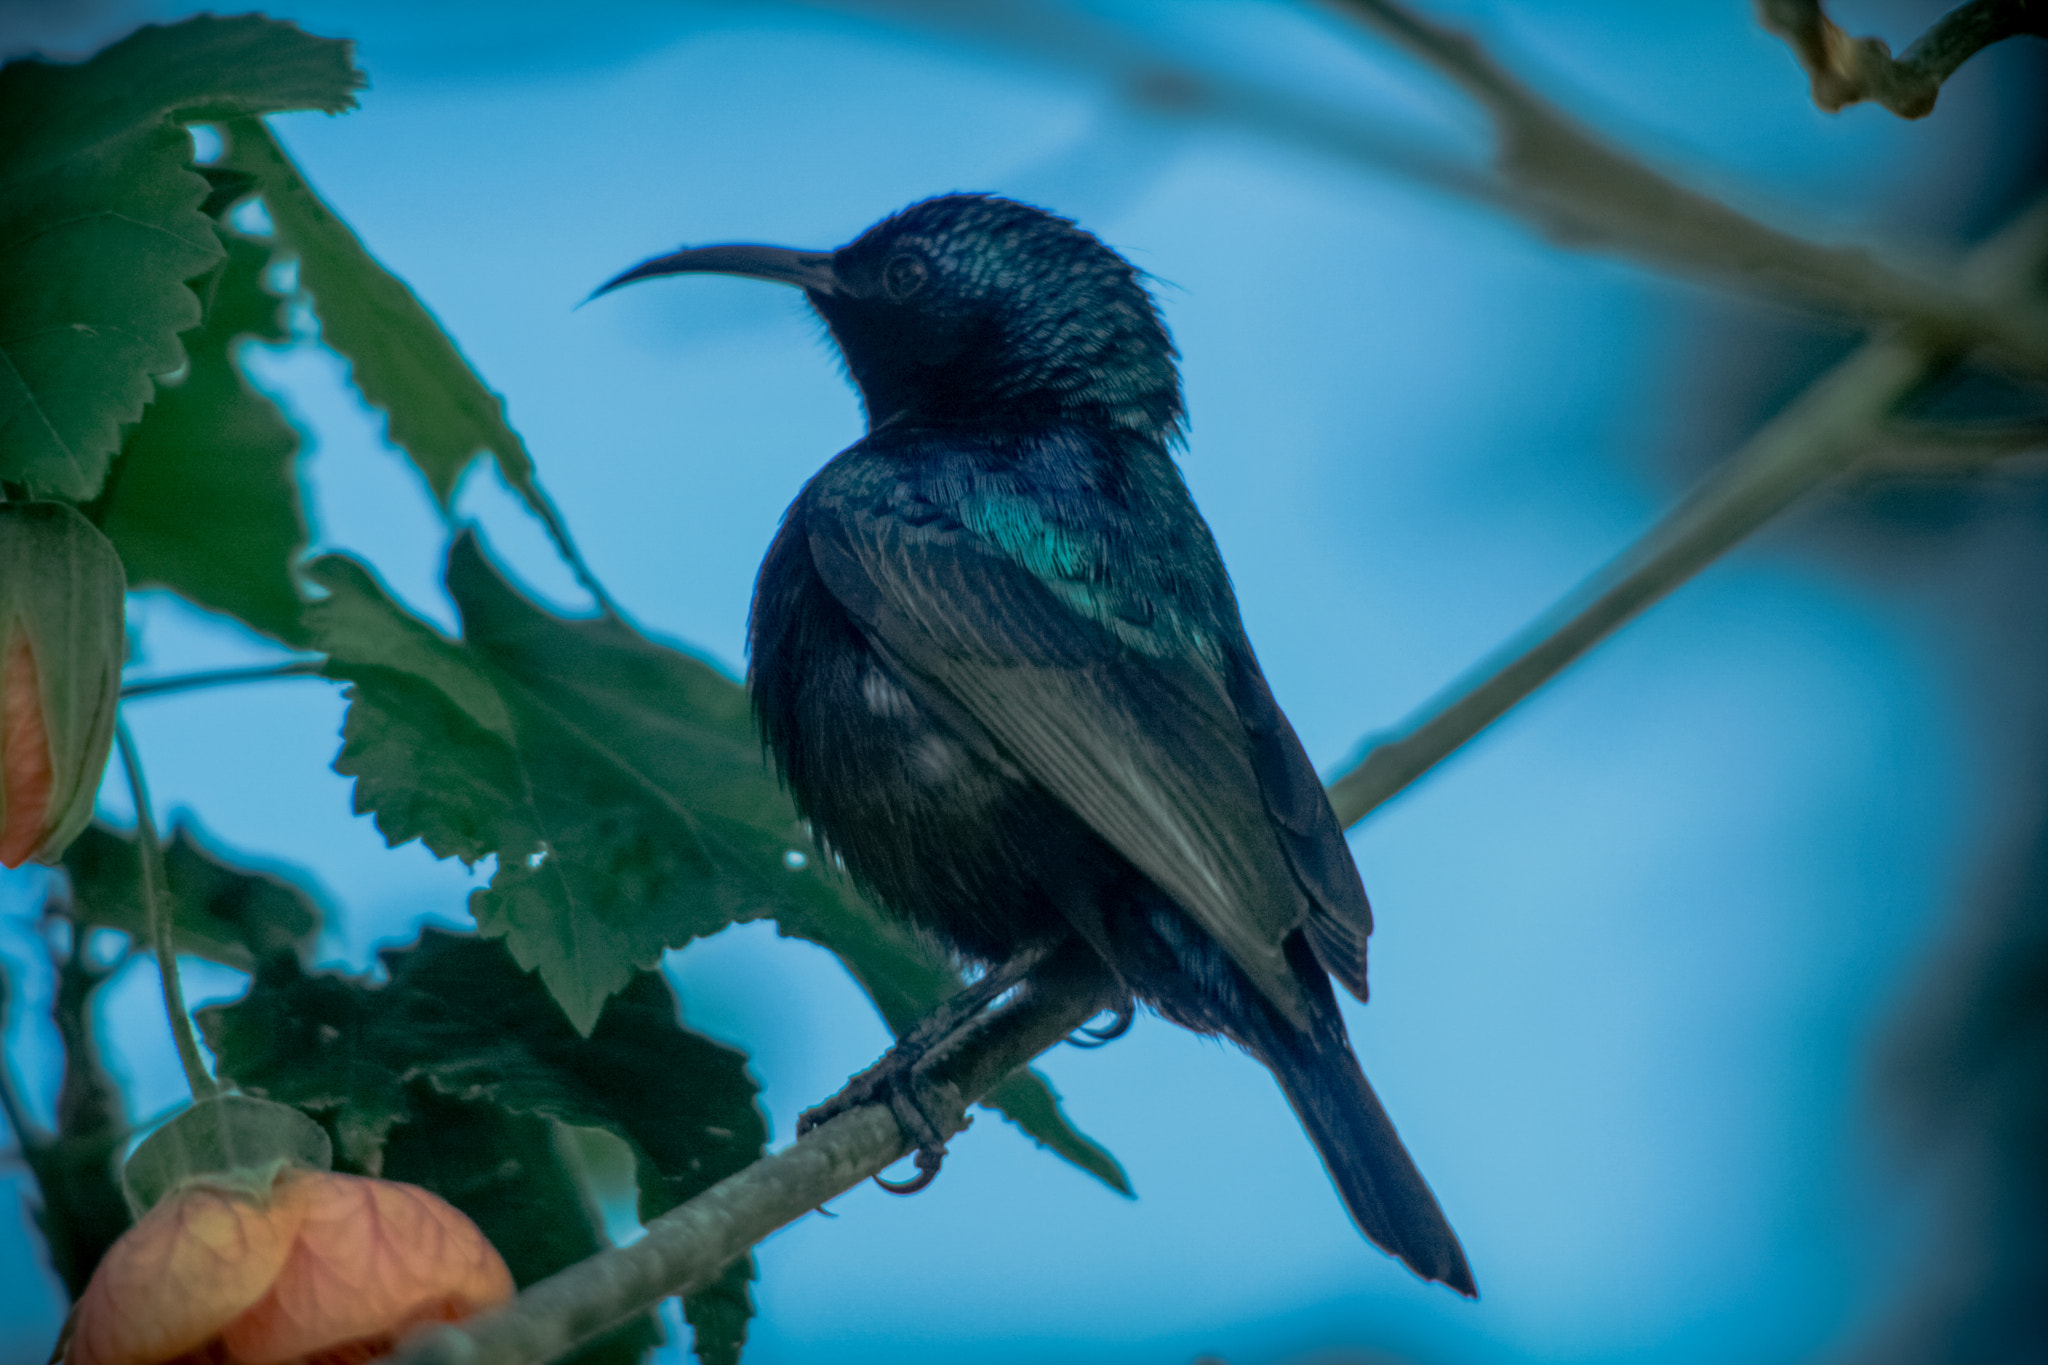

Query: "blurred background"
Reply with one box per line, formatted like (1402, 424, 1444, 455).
(1, 1, 2044, 1362)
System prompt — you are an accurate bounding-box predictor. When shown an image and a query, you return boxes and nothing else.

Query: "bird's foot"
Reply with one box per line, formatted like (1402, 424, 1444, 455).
(798, 1032, 963, 1195)
(798, 942, 1056, 1193)
(1065, 997, 1135, 1048)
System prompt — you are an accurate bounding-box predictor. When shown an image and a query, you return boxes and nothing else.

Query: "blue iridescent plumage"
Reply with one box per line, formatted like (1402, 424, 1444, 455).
(600, 193, 1474, 1294)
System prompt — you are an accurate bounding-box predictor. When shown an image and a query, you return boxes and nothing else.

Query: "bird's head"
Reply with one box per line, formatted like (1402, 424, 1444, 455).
(594, 194, 1183, 442)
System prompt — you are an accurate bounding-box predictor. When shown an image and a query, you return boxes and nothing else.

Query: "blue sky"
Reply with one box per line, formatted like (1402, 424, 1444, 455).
(0, 3, 2028, 1362)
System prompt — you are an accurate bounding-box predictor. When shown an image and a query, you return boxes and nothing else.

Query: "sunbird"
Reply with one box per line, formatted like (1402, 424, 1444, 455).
(597, 194, 1474, 1294)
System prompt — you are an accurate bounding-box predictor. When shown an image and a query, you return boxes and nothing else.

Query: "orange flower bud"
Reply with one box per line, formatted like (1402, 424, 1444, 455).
(64, 1166, 515, 1365)
(0, 501, 124, 868)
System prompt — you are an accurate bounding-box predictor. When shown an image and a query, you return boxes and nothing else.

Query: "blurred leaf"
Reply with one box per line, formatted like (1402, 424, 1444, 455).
(304, 555, 512, 739)
(683, 1258, 754, 1365)
(442, 537, 1128, 1189)
(307, 535, 1124, 1186)
(379, 1093, 659, 1365)
(91, 227, 309, 642)
(61, 819, 323, 972)
(447, 533, 808, 1028)
(0, 16, 361, 501)
(218, 117, 533, 509)
(0, 122, 216, 499)
(0, 16, 360, 187)
(197, 954, 406, 1167)
(201, 930, 767, 1186)
(980, 1070, 1130, 1196)
(1, 932, 130, 1300)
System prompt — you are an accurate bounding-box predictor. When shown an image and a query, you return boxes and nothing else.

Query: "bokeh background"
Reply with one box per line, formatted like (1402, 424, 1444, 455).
(2, 2, 2044, 1362)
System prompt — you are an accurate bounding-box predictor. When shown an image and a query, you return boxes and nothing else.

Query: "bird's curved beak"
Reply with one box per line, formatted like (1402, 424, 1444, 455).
(588, 244, 841, 301)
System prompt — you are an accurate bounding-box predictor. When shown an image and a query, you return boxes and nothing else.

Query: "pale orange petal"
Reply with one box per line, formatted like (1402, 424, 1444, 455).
(220, 1173, 514, 1365)
(0, 630, 54, 868)
(66, 1182, 304, 1365)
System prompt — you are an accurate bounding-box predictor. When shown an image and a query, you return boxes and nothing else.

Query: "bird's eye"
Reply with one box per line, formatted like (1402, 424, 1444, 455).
(882, 254, 928, 300)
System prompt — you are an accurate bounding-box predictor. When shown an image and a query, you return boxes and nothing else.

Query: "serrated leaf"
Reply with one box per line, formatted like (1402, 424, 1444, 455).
(379, 1094, 660, 1365)
(61, 819, 324, 972)
(91, 227, 310, 642)
(312, 532, 1124, 1187)
(0, 16, 361, 188)
(198, 956, 406, 1168)
(304, 555, 512, 739)
(218, 118, 533, 508)
(0, 15, 363, 500)
(440, 536, 1128, 1187)
(200, 929, 766, 1359)
(684, 1258, 754, 1365)
(0, 121, 218, 498)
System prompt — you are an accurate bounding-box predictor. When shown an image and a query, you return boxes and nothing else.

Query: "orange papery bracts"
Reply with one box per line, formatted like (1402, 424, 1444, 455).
(0, 501, 124, 867)
(64, 1166, 515, 1365)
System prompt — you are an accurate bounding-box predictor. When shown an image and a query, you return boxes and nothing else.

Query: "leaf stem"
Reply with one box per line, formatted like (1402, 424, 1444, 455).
(120, 660, 326, 701)
(114, 722, 217, 1103)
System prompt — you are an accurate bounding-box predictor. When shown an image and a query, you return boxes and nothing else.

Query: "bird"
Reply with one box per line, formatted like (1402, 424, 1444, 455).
(594, 194, 1475, 1295)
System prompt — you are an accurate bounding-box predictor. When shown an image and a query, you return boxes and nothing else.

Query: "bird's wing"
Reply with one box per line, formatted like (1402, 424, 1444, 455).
(1226, 652, 1375, 1002)
(807, 493, 1321, 1029)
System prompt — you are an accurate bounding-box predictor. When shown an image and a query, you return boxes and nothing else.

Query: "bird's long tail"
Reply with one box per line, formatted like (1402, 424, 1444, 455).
(1247, 1009, 1477, 1296)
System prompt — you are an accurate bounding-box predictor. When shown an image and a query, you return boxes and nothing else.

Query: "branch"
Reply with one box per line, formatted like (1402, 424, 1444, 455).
(1853, 417, 2048, 475)
(1327, 197, 2048, 827)
(816, 1, 2048, 373)
(391, 962, 1111, 1365)
(1757, 0, 2048, 119)
(1320, 0, 2048, 376)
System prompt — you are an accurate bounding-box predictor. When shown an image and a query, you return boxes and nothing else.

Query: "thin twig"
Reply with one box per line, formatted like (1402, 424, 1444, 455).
(1319, 0, 2048, 375)
(392, 961, 1111, 1365)
(1326, 198, 2048, 826)
(1327, 334, 1940, 824)
(1756, 0, 2048, 119)
(817, 1, 2048, 373)
(113, 723, 217, 1102)
(1853, 418, 2048, 475)
(119, 660, 326, 701)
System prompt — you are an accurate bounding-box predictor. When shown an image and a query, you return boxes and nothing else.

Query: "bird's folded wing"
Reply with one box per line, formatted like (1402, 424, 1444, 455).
(1227, 652, 1375, 1003)
(808, 500, 1318, 1029)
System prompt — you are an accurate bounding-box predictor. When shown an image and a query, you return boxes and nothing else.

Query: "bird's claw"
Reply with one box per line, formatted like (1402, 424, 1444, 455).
(1066, 998, 1135, 1048)
(874, 1143, 945, 1195)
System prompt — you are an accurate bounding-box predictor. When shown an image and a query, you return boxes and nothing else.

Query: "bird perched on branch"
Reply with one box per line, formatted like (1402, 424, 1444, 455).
(595, 194, 1474, 1295)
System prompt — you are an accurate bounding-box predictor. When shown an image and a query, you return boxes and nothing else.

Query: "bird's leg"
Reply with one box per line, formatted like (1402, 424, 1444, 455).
(798, 941, 1057, 1190)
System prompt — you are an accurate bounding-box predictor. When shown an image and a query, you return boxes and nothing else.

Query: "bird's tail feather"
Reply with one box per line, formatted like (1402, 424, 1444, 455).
(1251, 1017, 1476, 1296)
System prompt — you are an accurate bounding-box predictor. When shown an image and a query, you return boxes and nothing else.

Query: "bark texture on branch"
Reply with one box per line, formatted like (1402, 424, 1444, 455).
(1757, 0, 2048, 119)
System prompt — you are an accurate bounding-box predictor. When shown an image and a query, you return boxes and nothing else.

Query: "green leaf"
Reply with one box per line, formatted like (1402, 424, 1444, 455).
(309, 533, 1124, 1188)
(304, 555, 512, 740)
(91, 226, 310, 642)
(981, 1071, 1130, 1196)
(442, 535, 1129, 1189)
(196, 955, 406, 1169)
(218, 118, 534, 509)
(683, 1258, 754, 1365)
(200, 929, 766, 1360)
(61, 819, 324, 972)
(378, 1094, 660, 1365)
(0, 16, 361, 188)
(0, 15, 363, 501)
(0, 121, 217, 499)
